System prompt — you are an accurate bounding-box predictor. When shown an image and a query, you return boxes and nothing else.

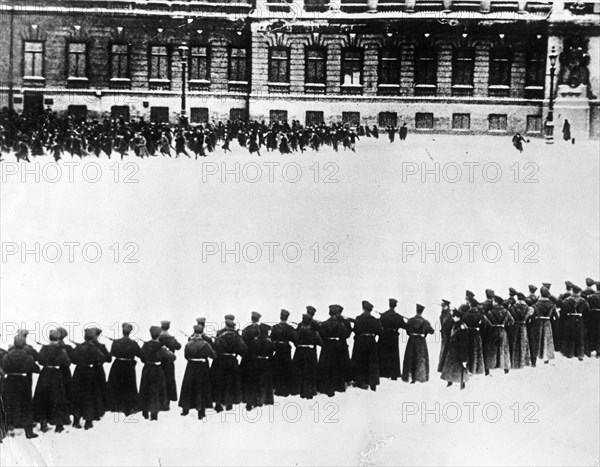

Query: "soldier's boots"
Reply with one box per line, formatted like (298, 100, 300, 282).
(150, 413, 158, 421)
(40, 421, 50, 433)
(72, 418, 82, 429)
(55, 425, 64, 433)
(181, 409, 189, 416)
(84, 420, 93, 430)
(25, 426, 38, 439)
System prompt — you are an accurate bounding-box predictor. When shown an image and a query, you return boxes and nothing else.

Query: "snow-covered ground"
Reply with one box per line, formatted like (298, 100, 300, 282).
(1, 134, 599, 466)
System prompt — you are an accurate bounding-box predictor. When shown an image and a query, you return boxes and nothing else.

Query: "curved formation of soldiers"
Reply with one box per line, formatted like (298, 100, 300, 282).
(1, 108, 410, 163)
(1, 277, 598, 440)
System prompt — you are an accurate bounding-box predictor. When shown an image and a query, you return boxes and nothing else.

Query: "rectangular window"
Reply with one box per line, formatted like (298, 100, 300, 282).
(68, 42, 87, 78)
(230, 108, 247, 122)
(489, 46, 511, 87)
(111, 105, 130, 121)
(190, 107, 209, 124)
(342, 112, 360, 126)
(526, 115, 542, 134)
(269, 48, 290, 83)
(110, 44, 130, 79)
(150, 106, 169, 123)
(379, 48, 400, 85)
(452, 113, 471, 130)
(342, 49, 362, 85)
(190, 46, 209, 81)
(452, 47, 475, 87)
(415, 45, 437, 86)
(229, 47, 248, 82)
(24, 41, 44, 77)
(378, 112, 398, 128)
(415, 113, 434, 130)
(489, 114, 508, 131)
(306, 47, 326, 84)
(270, 110, 288, 124)
(525, 47, 545, 88)
(306, 111, 324, 126)
(149, 46, 170, 80)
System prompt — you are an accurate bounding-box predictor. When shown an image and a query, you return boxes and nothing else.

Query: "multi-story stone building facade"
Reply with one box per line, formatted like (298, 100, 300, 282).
(0, 0, 598, 138)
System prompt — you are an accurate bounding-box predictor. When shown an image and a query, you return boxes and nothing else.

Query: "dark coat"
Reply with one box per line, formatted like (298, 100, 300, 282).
(56, 340, 74, 406)
(138, 340, 176, 415)
(70, 341, 107, 421)
(352, 313, 384, 388)
(211, 330, 247, 407)
(107, 337, 142, 414)
(559, 295, 589, 359)
(379, 308, 408, 379)
(33, 343, 71, 425)
(179, 337, 215, 413)
(440, 321, 470, 384)
(158, 332, 182, 402)
(585, 292, 600, 354)
(270, 323, 297, 397)
(509, 303, 533, 368)
(1, 349, 40, 428)
(484, 305, 514, 370)
(531, 298, 558, 362)
(292, 324, 322, 400)
(318, 316, 351, 395)
(461, 308, 489, 374)
(402, 315, 434, 383)
(93, 341, 112, 417)
(437, 310, 454, 373)
(246, 336, 275, 408)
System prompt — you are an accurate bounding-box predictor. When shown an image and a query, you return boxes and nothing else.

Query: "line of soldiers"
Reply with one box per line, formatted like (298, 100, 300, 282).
(0, 108, 372, 162)
(438, 279, 600, 389)
(1, 277, 598, 440)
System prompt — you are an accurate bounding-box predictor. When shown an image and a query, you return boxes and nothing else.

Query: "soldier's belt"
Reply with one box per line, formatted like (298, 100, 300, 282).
(297, 344, 315, 348)
(255, 356, 268, 359)
(591, 309, 600, 312)
(360, 333, 375, 337)
(567, 313, 582, 316)
(536, 316, 551, 320)
(78, 364, 94, 368)
(43, 365, 60, 369)
(515, 321, 527, 324)
(146, 361, 161, 365)
(467, 327, 480, 331)
(189, 358, 207, 362)
(222, 353, 237, 356)
(273, 341, 289, 344)
(6, 373, 27, 376)
(326, 337, 340, 341)
(410, 333, 425, 337)
(116, 357, 134, 361)
(491, 324, 505, 328)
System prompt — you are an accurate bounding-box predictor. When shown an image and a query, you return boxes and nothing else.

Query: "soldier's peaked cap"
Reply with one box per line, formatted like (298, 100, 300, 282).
(416, 304, 425, 313)
(528, 285, 538, 292)
(565, 281, 574, 288)
(572, 284, 582, 293)
(485, 289, 495, 297)
(389, 298, 398, 307)
(466, 290, 475, 298)
(84, 328, 97, 340)
(362, 301, 374, 311)
(508, 287, 517, 295)
(586, 277, 596, 286)
(280, 309, 290, 318)
(516, 292, 527, 300)
(224, 314, 235, 321)
(160, 320, 171, 328)
(196, 317, 206, 324)
(441, 299, 451, 306)
(306, 306, 316, 315)
(193, 325, 203, 334)
(251, 311, 261, 320)
(542, 282, 552, 289)
(122, 323, 133, 334)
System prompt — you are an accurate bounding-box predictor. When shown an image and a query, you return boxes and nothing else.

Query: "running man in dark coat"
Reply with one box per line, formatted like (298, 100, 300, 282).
(158, 320, 182, 405)
(352, 301, 384, 390)
(292, 314, 323, 400)
(211, 315, 247, 412)
(69, 328, 107, 430)
(378, 298, 408, 380)
(139, 326, 176, 421)
(402, 304, 435, 383)
(270, 309, 297, 397)
(512, 132, 527, 153)
(246, 324, 274, 411)
(438, 299, 454, 373)
(33, 329, 71, 433)
(2, 337, 40, 438)
(440, 308, 470, 390)
(531, 287, 559, 364)
(484, 296, 514, 374)
(318, 304, 352, 396)
(107, 323, 141, 415)
(179, 324, 216, 420)
(585, 281, 600, 358)
(559, 284, 590, 360)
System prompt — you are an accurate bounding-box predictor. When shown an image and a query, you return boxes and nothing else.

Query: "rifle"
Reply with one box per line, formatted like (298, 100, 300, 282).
(176, 328, 191, 339)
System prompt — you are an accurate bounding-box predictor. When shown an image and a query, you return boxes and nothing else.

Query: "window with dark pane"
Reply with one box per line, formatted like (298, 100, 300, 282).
(306, 111, 324, 126)
(110, 44, 130, 79)
(150, 46, 170, 80)
(378, 112, 398, 128)
(150, 106, 169, 123)
(190, 46, 209, 81)
(24, 41, 44, 77)
(379, 48, 400, 85)
(415, 113, 434, 129)
(489, 114, 508, 131)
(306, 47, 326, 84)
(452, 113, 471, 130)
(342, 49, 362, 85)
(270, 110, 288, 124)
(415, 44, 437, 86)
(191, 107, 209, 124)
(452, 47, 475, 86)
(342, 111, 360, 126)
(489, 44, 512, 87)
(68, 42, 87, 78)
(525, 44, 546, 87)
(229, 47, 248, 81)
(269, 47, 290, 83)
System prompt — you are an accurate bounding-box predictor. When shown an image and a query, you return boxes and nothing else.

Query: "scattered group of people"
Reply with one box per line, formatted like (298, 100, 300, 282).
(0, 108, 413, 163)
(1, 277, 598, 440)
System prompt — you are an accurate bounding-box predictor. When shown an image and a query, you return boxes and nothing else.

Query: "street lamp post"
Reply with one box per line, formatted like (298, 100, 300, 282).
(177, 43, 189, 126)
(545, 46, 558, 144)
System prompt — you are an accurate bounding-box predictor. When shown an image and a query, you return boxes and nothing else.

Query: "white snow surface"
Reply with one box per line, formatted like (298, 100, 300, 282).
(1, 134, 599, 466)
